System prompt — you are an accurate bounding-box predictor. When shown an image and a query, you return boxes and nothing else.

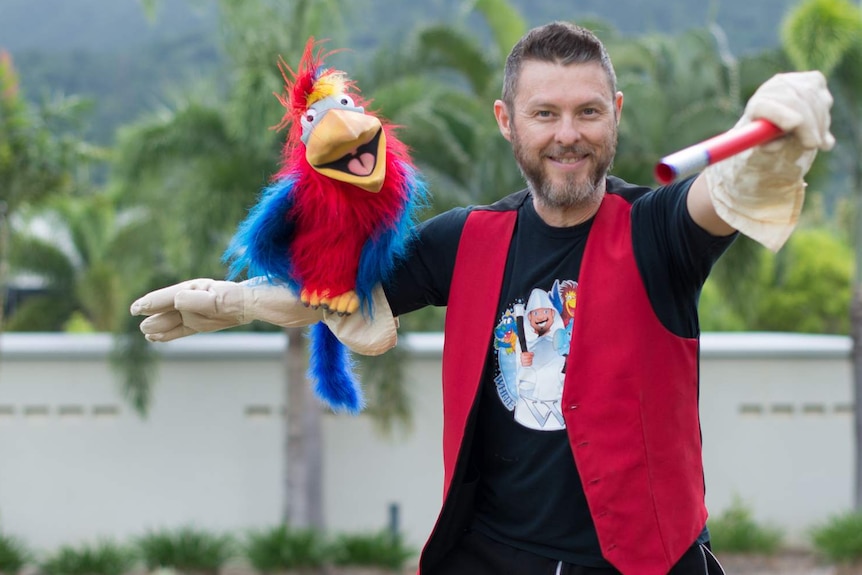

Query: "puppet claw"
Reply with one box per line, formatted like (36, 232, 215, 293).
(301, 289, 330, 309)
(328, 290, 360, 316)
(300, 289, 312, 308)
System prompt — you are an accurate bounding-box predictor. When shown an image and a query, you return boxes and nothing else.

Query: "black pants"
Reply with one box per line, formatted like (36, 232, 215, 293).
(427, 530, 727, 575)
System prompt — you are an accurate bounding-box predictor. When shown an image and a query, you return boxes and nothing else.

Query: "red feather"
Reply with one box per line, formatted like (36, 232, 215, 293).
(279, 125, 413, 298)
(273, 38, 362, 158)
(262, 37, 417, 300)
(223, 37, 425, 412)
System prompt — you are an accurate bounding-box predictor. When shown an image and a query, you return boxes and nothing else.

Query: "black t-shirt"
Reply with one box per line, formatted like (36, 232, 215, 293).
(383, 175, 736, 567)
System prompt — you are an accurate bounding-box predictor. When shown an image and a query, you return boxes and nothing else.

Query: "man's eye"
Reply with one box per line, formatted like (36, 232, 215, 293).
(536, 110, 552, 118)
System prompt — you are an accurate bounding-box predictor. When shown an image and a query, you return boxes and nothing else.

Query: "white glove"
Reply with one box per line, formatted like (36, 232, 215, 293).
(130, 278, 398, 356)
(705, 70, 835, 252)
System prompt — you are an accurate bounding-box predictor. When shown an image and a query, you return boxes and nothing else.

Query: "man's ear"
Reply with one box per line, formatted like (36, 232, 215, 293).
(614, 91, 624, 125)
(494, 100, 512, 142)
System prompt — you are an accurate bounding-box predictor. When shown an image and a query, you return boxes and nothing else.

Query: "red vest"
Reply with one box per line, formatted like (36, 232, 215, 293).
(431, 192, 706, 575)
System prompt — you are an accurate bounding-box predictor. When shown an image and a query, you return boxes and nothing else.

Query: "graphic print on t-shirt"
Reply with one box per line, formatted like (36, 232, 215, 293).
(493, 279, 578, 431)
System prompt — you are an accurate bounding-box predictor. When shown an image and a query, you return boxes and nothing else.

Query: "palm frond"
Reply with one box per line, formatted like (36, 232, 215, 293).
(782, 0, 862, 75)
(358, 345, 413, 437)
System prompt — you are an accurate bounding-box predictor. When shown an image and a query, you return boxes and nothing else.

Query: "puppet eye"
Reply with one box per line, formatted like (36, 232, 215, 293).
(305, 109, 317, 123)
(338, 95, 355, 108)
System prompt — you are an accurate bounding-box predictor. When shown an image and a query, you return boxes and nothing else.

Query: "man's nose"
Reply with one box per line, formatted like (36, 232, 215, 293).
(555, 117, 582, 145)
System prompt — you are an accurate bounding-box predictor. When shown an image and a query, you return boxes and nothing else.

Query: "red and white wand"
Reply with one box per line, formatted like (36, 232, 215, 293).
(654, 119, 784, 185)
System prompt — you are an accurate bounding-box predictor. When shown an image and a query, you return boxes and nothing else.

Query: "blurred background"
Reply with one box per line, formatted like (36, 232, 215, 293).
(0, 0, 861, 573)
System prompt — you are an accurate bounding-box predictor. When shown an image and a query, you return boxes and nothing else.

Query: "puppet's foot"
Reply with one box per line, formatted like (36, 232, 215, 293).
(300, 289, 330, 309)
(323, 290, 360, 316)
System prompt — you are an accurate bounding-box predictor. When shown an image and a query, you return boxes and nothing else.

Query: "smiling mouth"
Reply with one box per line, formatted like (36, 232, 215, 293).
(549, 154, 588, 165)
(316, 129, 382, 176)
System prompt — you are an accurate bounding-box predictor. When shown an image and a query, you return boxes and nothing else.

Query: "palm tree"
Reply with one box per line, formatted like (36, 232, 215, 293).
(781, 0, 862, 508)
(607, 26, 742, 182)
(606, 22, 825, 330)
(346, 0, 528, 338)
(358, 0, 527, 212)
(363, 9, 779, 331)
(6, 192, 152, 333)
(116, 0, 356, 529)
(0, 51, 98, 330)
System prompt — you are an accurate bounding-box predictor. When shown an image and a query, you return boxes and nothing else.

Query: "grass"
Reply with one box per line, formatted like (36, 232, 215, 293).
(244, 525, 327, 572)
(0, 532, 29, 575)
(707, 497, 783, 555)
(811, 510, 862, 564)
(39, 540, 136, 575)
(136, 526, 235, 574)
(328, 530, 415, 570)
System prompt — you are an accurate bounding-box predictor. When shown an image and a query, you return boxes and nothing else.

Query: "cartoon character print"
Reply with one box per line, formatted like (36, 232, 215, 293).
(493, 280, 579, 431)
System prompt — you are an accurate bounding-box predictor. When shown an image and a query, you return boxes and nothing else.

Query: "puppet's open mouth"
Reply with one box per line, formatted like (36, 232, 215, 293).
(316, 129, 382, 177)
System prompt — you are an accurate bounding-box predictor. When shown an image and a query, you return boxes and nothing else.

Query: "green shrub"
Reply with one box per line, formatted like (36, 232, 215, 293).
(136, 527, 235, 574)
(244, 525, 326, 572)
(811, 510, 862, 564)
(707, 497, 783, 554)
(0, 533, 29, 574)
(328, 530, 414, 570)
(39, 540, 136, 575)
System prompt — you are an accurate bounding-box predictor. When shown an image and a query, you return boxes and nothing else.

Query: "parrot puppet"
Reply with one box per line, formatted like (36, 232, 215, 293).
(222, 38, 426, 413)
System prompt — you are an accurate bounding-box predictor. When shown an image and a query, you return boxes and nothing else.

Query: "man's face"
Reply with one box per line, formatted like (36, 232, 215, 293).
(495, 60, 622, 211)
(528, 307, 555, 336)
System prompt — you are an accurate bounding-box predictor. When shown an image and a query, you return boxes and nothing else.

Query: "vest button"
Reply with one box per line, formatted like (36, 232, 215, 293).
(567, 404, 579, 411)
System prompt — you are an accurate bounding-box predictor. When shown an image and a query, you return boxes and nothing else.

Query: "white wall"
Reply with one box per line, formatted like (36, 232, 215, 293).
(0, 332, 853, 552)
(699, 333, 854, 545)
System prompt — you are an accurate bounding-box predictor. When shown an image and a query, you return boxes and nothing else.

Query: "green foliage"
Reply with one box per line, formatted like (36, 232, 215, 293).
(359, 3, 526, 212)
(39, 541, 136, 575)
(359, 344, 414, 437)
(755, 228, 852, 334)
(782, 0, 862, 75)
(244, 525, 327, 571)
(0, 51, 97, 211)
(6, 192, 157, 333)
(328, 530, 415, 570)
(707, 497, 783, 554)
(781, 0, 862, 294)
(0, 532, 29, 575)
(698, 279, 747, 332)
(611, 26, 743, 186)
(244, 525, 414, 571)
(135, 527, 235, 574)
(701, 228, 853, 334)
(811, 510, 862, 563)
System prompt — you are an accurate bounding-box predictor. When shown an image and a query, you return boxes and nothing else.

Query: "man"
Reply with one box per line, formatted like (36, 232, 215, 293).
(131, 22, 834, 575)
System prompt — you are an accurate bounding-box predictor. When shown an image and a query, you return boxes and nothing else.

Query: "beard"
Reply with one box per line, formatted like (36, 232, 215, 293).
(511, 121, 617, 211)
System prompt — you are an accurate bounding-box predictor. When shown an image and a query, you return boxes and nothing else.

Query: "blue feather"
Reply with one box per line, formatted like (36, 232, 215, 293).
(307, 322, 363, 413)
(222, 177, 299, 291)
(355, 163, 428, 315)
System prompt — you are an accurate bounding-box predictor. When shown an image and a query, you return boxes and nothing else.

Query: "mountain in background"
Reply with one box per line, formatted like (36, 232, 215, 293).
(0, 0, 801, 142)
(0, 0, 802, 53)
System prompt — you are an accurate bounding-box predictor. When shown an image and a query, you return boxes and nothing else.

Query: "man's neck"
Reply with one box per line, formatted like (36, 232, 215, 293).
(532, 188, 605, 228)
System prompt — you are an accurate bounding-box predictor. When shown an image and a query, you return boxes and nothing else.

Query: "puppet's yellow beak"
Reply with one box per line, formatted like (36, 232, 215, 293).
(305, 109, 387, 193)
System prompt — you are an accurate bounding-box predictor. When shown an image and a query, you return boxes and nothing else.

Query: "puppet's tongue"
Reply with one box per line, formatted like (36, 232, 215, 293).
(347, 153, 375, 176)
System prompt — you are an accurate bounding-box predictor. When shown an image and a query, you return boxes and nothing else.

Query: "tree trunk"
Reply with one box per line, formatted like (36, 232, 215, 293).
(0, 201, 8, 386)
(853, 138, 862, 510)
(853, 286, 862, 510)
(283, 326, 325, 528)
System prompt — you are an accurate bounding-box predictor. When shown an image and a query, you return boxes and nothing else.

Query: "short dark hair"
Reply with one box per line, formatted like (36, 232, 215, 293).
(502, 21, 617, 110)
